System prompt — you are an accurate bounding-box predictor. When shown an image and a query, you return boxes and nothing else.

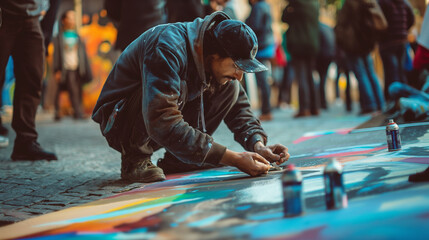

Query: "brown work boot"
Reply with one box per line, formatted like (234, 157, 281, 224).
(121, 154, 166, 182)
(157, 152, 216, 174)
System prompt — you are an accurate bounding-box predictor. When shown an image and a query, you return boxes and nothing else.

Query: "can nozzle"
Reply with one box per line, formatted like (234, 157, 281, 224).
(287, 164, 295, 171)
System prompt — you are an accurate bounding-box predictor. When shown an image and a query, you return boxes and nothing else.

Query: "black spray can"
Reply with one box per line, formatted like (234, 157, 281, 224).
(281, 164, 304, 217)
(386, 119, 401, 151)
(324, 159, 348, 210)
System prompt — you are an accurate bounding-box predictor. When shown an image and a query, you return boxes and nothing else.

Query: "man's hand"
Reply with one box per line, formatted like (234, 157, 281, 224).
(219, 149, 271, 177)
(254, 142, 290, 165)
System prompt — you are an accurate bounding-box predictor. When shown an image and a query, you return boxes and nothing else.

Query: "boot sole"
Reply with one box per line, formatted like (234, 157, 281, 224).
(121, 169, 166, 183)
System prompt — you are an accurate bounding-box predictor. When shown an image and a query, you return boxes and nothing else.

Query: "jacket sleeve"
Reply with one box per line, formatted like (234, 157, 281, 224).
(223, 83, 267, 152)
(141, 44, 225, 166)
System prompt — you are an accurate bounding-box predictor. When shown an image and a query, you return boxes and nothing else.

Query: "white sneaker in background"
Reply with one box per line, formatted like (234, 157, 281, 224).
(0, 135, 9, 148)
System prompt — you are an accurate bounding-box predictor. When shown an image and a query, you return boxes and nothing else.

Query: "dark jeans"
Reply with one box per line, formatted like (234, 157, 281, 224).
(254, 59, 271, 114)
(316, 57, 333, 109)
(278, 61, 294, 105)
(348, 54, 385, 112)
(335, 63, 353, 111)
(0, 13, 44, 143)
(380, 43, 407, 100)
(109, 80, 241, 159)
(293, 56, 318, 113)
(54, 70, 83, 119)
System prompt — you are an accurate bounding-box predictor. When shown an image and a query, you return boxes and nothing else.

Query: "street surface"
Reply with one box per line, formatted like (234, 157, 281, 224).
(0, 104, 374, 226)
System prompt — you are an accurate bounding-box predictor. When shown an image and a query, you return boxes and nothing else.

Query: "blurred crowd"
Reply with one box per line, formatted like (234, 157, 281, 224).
(1, 0, 429, 149)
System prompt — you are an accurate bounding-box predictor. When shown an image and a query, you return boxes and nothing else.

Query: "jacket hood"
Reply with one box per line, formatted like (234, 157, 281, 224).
(186, 11, 231, 88)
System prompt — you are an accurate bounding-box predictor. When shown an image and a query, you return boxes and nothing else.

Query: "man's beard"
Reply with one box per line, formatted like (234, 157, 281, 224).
(205, 72, 223, 94)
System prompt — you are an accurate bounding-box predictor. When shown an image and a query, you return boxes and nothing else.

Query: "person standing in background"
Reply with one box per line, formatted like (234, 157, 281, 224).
(53, 10, 92, 121)
(378, 0, 415, 101)
(335, 0, 386, 115)
(0, 0, 57, 160)
(166, 0, 204, 23)
(282, 0, 320, 118)
(246, 0, 275, 121)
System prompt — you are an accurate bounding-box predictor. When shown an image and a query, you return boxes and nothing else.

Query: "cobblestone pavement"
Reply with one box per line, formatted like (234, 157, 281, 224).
(0, 104, 370, 226)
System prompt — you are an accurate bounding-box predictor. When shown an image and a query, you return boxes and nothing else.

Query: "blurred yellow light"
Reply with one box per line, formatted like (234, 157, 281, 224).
(99, 42, 111, 54)
(100, 9, 107, 18)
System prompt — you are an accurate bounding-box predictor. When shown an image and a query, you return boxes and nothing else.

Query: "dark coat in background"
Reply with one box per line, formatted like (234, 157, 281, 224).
(0, 0, 48, 17)
(335, 0, 387, 56)
(282, 0, 320, 57)
(378, 0, 415, 47)
(317, 22, 336, 60)
(166, 0, 204, 23)
(245, 0, 274, 50)
(104, 0, 167, 51)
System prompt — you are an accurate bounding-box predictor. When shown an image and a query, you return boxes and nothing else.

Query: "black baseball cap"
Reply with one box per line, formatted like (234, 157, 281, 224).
(211, 20, 268, 73)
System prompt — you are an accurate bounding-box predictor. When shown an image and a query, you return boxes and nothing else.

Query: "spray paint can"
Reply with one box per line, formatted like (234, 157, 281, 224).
(386, 119, 401, 151)
(324, 159, 348, 210)
(281, 164, 304, 217)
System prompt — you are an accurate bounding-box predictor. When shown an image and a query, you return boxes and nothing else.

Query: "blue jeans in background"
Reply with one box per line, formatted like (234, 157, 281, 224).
(316, 56, 333, 109)
(254, 59, 272, 115)
(380, 43, 407, 100)
(293, 56, 318, 114)
(349, 54, 385, 113)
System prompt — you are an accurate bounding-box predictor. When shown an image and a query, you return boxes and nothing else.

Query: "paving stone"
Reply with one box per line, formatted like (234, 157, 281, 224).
(61, 192, 85, 197)
(2, 209, 34, 219)
(21, 208, 52, 215)
(0, 215, 20, 227)
(30, 204, 63, 211)
(39, 200, 67, 207)
(0, 183, 34, 194)
(0, 204, 22, 210)
(86, 190, 113, 196)
(29, 186, 67, 198)
(0, 192, 20, 202)
(3, 195, 45, 206)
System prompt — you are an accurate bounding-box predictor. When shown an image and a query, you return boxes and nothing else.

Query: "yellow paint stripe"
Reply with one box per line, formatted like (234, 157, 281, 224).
(102, 197, 160, 214)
